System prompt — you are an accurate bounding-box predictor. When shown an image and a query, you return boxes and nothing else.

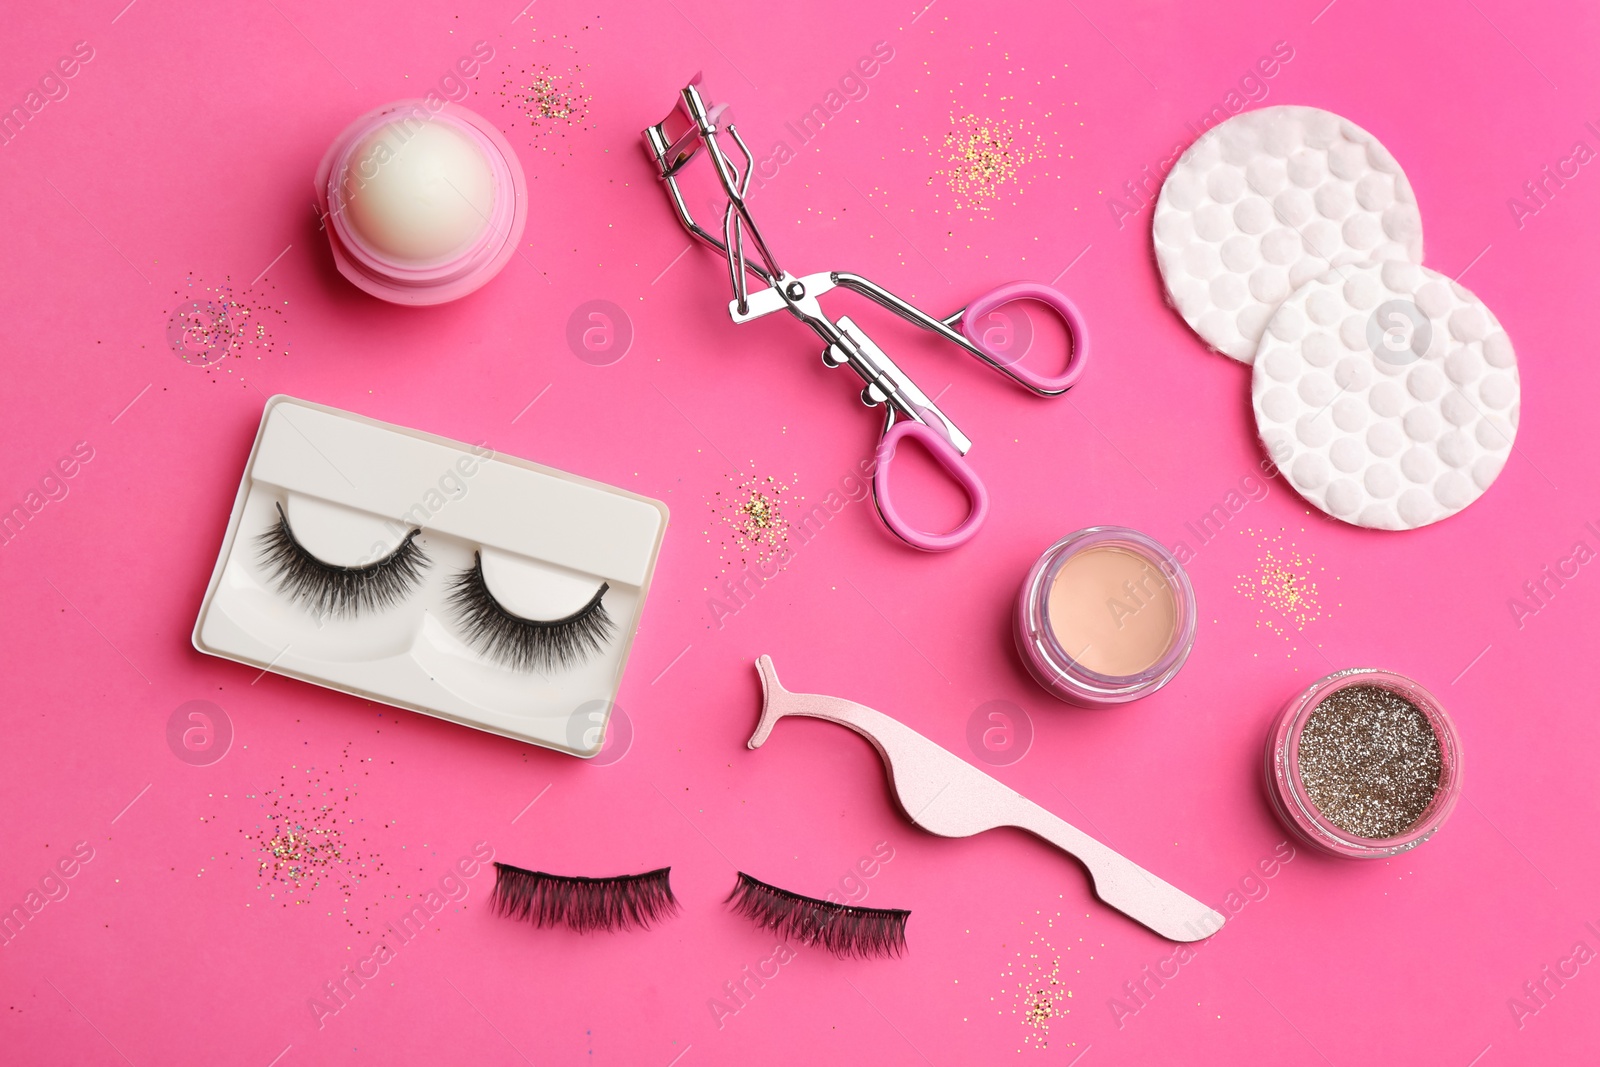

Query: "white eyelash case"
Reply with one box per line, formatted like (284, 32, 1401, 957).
(192, 396, 669, 757)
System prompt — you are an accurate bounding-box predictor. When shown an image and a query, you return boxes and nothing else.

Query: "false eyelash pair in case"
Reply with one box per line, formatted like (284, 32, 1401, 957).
(489, 863, 911, 958)
(192, 397, 668, 757)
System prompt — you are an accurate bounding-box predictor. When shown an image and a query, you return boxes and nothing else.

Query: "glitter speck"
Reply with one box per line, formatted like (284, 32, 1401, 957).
(998, 914, 1074, 1051)
(933, 112, 1041, 212)
(164, 273, 289, 383)
(207, 744, 403, 935)
(262, 826, 343, 886)
(506, 69, 588, 134)
(708, 469, 798, 575)
(913, 51, 1057, 224)
(1235, 527, 1328, 646)
(1023, 979, 1065, 1032)
(489, 22, 598, 153)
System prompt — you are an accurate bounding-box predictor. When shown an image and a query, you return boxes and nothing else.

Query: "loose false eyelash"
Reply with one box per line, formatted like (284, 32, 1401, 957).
(257, 503, 429, 617)
(447, 552, 615, 673)
(489, 863, 678, 932)
(725, 872, 909, 959)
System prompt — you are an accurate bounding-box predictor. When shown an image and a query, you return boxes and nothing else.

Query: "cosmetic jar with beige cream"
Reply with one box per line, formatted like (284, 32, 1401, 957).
(1014, 527, 1196, 706)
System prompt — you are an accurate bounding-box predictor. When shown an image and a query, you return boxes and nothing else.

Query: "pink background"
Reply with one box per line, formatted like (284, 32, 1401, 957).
(2, 0, 1598, 1063)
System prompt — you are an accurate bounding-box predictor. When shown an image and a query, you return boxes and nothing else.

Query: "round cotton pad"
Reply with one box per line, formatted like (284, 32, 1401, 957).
(1252, 262, 1519, 531)
(1154, 106, 1425, 364)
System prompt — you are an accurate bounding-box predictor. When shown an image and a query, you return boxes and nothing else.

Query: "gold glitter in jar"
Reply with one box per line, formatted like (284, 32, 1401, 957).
(1297, 684, 1442, 839)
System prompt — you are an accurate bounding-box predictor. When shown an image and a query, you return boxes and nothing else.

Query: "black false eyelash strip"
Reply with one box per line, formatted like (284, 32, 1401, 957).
(447, 552, 616, 673)
(257, 502, 429, 617)
(490, 863, 679, 933)
(725, 872, 909, 959)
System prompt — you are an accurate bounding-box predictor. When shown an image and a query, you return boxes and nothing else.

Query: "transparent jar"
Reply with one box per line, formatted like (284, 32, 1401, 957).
(1264, 668, 1463, 859)
(1013, 526, 1196, 706)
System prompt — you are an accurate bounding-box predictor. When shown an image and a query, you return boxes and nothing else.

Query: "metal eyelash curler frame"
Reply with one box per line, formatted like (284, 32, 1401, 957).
(642, 76, 1090, 551)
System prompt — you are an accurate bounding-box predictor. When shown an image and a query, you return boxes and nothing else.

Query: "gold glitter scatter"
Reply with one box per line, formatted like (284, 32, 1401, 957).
(930, 111, 1043, 213)
(203, 744, 406, 936)
(997, 909, 1076, 1052)
(706, 468, 800, 575)
(1235, 527, 1329, 646)
(487, 20, 599, 154)
(165, 273, 289, 384)
(913, 45, 1059, 220)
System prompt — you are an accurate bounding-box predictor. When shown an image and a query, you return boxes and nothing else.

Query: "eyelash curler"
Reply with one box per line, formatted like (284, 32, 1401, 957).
(642, 77, 1089, 551)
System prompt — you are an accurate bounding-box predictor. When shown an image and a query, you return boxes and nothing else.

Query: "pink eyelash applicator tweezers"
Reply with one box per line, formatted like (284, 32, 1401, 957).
(749, 656, 1225, 943)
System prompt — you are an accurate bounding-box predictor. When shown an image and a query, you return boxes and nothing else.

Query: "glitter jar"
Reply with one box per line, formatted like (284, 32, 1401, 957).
(1014, 527, 1196, 706)
(1265, 668, 1463, 859)
(314, 100, 527, 306)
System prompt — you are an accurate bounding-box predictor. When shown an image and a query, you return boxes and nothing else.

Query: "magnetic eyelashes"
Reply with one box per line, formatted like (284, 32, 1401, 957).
(725, 872, 909, 958)
(488, 864, 911, 956)
(257, 503, 429, 617)
(490, 863, 679, 932)
(447, 551, 615, 673)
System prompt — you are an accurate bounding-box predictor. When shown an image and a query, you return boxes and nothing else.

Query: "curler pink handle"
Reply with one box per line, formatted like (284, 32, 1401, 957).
(960, 281, 1090, 395)
(872, 420, 989, 552)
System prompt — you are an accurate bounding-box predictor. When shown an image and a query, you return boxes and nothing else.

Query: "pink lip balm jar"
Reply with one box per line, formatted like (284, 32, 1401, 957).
(1014, 526, 1196, 706)
(315, 100, 527, 305)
